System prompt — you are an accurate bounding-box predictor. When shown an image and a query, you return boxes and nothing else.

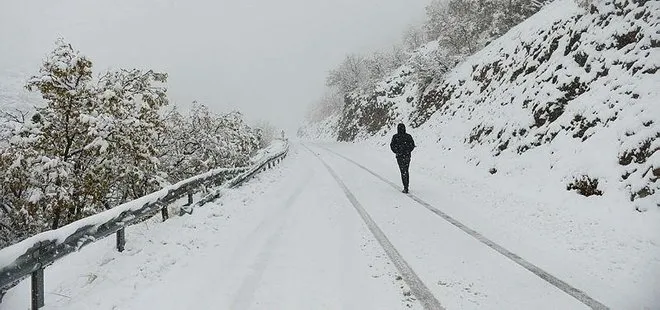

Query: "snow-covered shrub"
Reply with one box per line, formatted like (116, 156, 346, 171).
(567, 176, 603, 197)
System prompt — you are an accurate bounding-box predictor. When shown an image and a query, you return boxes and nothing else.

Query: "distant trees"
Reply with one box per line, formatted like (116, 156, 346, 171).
(0, 40, 263, 248)
(409, 46, 458, 86)
(425, 0, 492, 55)
(425, 0, 546, 56)
(326, 54, 368, 94)
(158, 105, 260, 183)
(306, 88, 344, 123)
(403, 25, 428, 52)
(307, 0, 551, 123)
(576, 0, 593, 10)
(254, 120, 277, 148)
(325, 50, 410, 96)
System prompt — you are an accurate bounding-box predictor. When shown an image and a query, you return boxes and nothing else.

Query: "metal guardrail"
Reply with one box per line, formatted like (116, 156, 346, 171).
(181, 142, 289, 215)
(0, 141, 288, 309)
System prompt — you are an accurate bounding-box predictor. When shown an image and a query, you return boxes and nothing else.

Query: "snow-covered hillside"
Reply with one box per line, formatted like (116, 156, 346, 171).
(300, 0, 660, 210)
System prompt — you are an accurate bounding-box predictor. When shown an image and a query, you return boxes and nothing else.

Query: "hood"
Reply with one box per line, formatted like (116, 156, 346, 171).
(397, 123, 406, 134)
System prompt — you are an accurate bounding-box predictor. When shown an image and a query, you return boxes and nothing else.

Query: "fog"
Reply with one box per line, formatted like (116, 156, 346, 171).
(0, 0, 429, 132)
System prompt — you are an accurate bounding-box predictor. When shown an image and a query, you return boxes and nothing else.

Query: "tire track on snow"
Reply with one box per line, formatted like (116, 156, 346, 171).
(303, 144, 445, 310)
(317, 144, 608, 310)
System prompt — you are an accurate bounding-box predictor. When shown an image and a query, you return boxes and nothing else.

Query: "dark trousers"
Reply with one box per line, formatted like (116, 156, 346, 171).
(396, 154, 411, 190)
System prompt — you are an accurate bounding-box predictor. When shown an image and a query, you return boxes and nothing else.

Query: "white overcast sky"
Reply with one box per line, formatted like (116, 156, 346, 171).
(0, 0, 429, 132)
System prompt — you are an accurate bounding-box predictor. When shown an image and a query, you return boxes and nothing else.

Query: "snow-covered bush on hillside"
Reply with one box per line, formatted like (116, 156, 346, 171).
(409, 42, 459, 87)
(0, 40, 264, 248)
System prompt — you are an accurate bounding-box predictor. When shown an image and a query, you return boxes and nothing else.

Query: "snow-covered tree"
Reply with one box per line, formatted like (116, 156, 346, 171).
(0, 109, 39, 242)
(409, 45, 458, 87)
(0, 196, 12, 246)
(425, 0, 550, 56)
(255, 120, 277, 148)
(389, 45, 409, 69)
(365, 51, 395, 87)
(16, 39, 98, 229)
(93, 68, 169, 205)
(403, 25, 428, 51)
(0, 40, 266, 248)
(2, 39, 169, 230)
(216, 110, 261, 165)
(158, 104, 260, 183)
(490, 0, 546, 38)
(425, 0, 495, 55)
(326, 54, 369, 94)
(326, 49, 409, 97)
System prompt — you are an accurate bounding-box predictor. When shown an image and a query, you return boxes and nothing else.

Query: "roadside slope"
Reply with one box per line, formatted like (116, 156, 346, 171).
(302, 0, 660, 210)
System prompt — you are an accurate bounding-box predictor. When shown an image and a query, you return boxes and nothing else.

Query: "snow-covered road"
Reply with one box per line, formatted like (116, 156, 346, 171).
(2, 142, 658, 309)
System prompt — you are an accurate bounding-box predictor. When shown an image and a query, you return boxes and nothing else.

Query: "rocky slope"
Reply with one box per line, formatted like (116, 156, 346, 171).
(300, 0, 659, 210)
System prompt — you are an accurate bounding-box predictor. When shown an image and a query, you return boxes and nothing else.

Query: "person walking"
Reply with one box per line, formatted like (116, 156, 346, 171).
(390, 123, 415, 193)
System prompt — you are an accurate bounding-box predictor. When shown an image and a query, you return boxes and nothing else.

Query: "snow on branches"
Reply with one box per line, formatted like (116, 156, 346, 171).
(0, 40, 263, 248)
(158, 105, 261, 183)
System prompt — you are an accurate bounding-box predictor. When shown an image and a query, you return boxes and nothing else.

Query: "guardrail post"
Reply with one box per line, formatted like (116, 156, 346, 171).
(31, 266, 44, 309)
(116, 228, 126, 252)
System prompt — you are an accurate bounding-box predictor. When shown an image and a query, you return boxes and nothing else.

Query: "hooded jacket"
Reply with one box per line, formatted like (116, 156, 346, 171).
(390, 124, 415, 157)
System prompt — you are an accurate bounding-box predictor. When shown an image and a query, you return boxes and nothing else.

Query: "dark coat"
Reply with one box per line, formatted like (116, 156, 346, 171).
(390, 124, 415, 157)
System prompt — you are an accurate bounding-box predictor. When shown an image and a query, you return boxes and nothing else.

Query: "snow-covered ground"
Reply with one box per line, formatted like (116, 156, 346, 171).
(316, 141, 660, 309)
(2, 142, 659, 309)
